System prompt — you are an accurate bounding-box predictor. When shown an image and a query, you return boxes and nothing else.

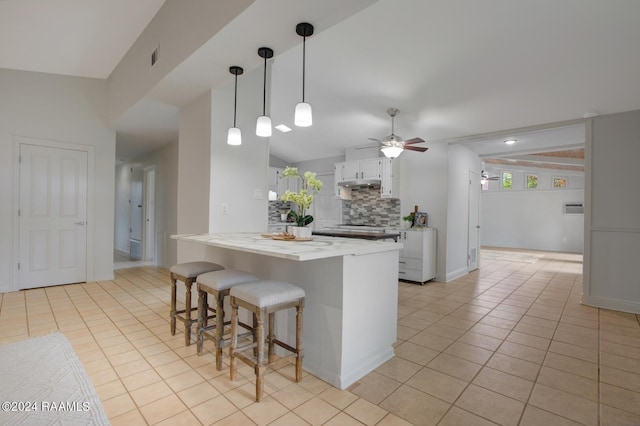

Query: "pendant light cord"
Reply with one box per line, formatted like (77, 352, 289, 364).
(301, 35, 306, 102)
(233, 72, 238, 127)
(262, 55, 267, 115)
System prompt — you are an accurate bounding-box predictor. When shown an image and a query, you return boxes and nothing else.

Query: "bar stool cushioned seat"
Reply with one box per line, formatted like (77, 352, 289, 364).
(229, 280, 305, 402)
(196, 269, 259, 369)
(170, 261, 224, 346)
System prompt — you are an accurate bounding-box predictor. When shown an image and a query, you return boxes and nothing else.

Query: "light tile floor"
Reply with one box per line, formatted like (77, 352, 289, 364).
(1, 248, 640, 425)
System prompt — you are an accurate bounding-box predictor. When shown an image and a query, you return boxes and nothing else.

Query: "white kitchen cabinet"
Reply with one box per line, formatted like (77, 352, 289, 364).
(380, 157, 399, 198)
(335, 158, 399, 199)
(342, 158, 382, 181)
(334, 163, 345, 198)
(396, 228, 436, 283)
(268, 224, 287, 234)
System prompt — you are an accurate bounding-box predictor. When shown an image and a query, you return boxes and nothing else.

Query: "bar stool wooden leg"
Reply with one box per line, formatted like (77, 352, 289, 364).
(214, 293, 225, 370)
(267, 312, 275, 363)
(229, 298, 238, 381)
(255, 309, 265, 402)
(170, 278, 177, 335)
(196, 289, 206, 355)
(184, 279, 194, 346)
(296, 304, 304, 382)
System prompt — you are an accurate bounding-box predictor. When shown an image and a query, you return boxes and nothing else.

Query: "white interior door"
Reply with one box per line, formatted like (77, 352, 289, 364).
(468, 169, 481, 271)
(143, 167, 155, 262)
(19, 144, 88, 289)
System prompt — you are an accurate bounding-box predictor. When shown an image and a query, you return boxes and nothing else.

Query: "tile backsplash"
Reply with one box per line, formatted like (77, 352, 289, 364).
(268, 200, 292, 222)
(342, 187, 401, 227)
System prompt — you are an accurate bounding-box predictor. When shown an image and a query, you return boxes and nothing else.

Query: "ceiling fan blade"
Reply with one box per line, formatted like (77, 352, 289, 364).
(404, 146, 428, 152)
(367, 137, 381, 143)
(403, 137, 425, 145)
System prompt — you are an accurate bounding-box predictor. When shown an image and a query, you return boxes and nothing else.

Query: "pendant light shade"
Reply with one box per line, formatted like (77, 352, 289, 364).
(256, 115, 271, 137)
(227, 65, 243, 146)
(227, 127, 241, 146)
(294, 102, 312, 127)
(295, 22, 314, 127)
(256, 47, 274, 137)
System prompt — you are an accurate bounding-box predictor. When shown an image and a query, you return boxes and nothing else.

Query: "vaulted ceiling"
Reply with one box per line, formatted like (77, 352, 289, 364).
(3, 0, 640, 170)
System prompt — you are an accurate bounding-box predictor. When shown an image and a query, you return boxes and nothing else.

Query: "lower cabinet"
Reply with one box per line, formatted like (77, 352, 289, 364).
(267, 224, 287, 234)
(396, 228, 436, 283)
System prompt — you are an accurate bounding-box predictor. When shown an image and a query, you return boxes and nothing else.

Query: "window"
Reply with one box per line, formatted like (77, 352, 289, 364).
(502, 172, 512, 189)
(526, 174, 538, 189)
(553, 177, 567, 188)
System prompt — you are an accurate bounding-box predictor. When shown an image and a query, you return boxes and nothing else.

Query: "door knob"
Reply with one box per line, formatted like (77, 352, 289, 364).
(74, 221, 85, 226)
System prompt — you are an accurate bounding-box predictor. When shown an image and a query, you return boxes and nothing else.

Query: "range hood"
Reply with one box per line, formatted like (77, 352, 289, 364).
(337, 179, 381, 188)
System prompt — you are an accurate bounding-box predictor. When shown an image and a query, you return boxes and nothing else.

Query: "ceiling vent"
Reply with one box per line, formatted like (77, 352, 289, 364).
(151, 46, 159, 67)
(563, 202, 584, 215)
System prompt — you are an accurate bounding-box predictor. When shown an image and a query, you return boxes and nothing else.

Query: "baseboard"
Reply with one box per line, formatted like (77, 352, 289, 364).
(446, 267, 469, 283)
(582, 295, 640, 315)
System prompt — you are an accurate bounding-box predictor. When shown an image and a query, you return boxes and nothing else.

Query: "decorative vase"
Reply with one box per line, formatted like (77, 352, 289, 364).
(292, 226, 312, 239)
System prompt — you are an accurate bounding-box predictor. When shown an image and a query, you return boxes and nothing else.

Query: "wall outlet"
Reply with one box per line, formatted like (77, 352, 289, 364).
(221, 203, 228, 215)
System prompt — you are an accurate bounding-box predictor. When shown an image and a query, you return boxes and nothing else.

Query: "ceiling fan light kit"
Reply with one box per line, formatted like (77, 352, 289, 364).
(381, 145, 404, 159)
(294, 22, 314, 127)
(256, 47, 274, 137)
(227, 65, 244, 146)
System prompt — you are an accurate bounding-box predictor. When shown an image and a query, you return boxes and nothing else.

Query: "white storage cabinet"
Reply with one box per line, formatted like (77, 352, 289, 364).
(397, 228, 436, 283)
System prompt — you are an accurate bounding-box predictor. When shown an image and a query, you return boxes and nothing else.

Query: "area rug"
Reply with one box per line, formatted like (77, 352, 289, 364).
(0, 332, 110, 425)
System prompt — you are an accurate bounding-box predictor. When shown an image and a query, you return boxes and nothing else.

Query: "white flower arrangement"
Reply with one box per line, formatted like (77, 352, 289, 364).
(280, 167, 323, 227)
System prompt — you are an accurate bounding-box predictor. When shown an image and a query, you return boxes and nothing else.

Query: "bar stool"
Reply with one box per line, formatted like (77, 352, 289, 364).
(196, 269, 260, 370)
(170, 261, 224, 346)
(229, 280, 305, 402)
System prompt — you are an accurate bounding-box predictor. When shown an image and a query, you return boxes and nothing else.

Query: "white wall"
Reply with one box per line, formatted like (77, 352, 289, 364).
(176, 91, 213, 262)
(398, 142, 449, 282)
(481, 166, 584, 253)
(584, 110, 640, 314)
(446, 145, 482, 280)
(209, 67, 269, 234)
(0, 69, 115, 292)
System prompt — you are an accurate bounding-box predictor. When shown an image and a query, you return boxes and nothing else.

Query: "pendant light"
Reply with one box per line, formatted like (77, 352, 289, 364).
(294, 22, 314, 127)
(256, 47, 274, 137)
(227, 66, 243, 146)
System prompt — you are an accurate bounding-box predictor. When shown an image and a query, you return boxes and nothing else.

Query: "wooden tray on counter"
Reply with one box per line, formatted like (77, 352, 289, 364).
(261, 234, 312, 242)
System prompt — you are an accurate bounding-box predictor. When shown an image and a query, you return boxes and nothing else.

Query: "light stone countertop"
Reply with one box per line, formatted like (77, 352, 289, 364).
(172, 232, 401, 261)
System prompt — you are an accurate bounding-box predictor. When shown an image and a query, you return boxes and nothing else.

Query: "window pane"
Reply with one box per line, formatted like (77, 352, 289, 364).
(502, 172, 512, 189)
(553, 177, 567, 188)
(526, 174, 538, 189)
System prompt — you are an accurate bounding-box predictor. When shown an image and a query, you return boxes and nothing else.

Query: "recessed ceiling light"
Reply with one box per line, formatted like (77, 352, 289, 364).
(504, 139, 517, 145)
(275, 124, 292, 133)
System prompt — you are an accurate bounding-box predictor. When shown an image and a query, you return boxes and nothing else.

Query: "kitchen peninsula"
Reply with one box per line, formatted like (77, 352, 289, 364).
(172, 233, 401, 389)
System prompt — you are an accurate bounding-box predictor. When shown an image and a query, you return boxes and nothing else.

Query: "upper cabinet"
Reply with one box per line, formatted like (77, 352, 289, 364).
(343, 158, 382, 180)
(335, 158, 399, 199)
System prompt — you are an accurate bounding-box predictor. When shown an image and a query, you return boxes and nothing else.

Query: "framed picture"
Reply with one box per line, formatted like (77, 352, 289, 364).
(413, 212, 428, 227)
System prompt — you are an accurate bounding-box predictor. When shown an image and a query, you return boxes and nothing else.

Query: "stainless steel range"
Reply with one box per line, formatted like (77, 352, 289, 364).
(313, 224, 399, 241)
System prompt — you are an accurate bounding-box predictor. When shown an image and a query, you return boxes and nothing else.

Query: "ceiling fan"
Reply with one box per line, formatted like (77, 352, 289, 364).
(368, 108, 428, 159)
(481, 170, 500, 183)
